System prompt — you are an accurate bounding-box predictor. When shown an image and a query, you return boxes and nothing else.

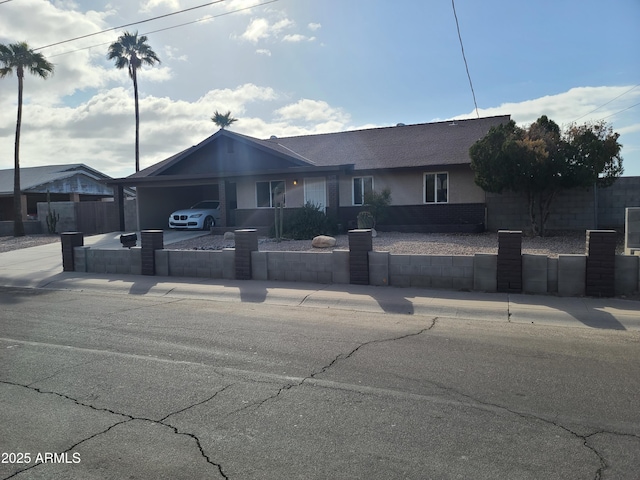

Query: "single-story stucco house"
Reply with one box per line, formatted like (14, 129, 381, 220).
(109, 115, 510, 233)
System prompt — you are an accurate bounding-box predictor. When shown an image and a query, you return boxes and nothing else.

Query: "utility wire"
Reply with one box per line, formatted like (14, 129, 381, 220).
(34, 0, 238, 51)
(0, 0, 16, 5)
(571, 83, 640, 123)
(597, 101, 640, 121)
(46, 0, 279, 59)
(452, 0, 479, 118)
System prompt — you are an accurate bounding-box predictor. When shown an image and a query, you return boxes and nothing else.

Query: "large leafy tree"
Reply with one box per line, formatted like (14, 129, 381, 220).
(211, 110, 238, 130)
(470, 116, 623, 236)
(107, 31, 160, 172)
(0, 42, 54, 237)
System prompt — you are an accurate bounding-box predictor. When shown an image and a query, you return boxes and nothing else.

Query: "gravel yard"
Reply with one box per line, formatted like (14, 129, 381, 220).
(168, 230, 625, 257)
(0, 234, 60, 253)
(1, 230, 625, 257)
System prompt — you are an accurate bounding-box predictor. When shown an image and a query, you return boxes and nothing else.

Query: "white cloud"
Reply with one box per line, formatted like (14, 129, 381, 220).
(308, 23, 321, 31)
(139, 0, 179, 13)
(239, 16, 294, 43)
(223, 0, 263, 13)
(455, 86, 640, 128)
(452, 86, 640, 172)
(163, 45, 188, 62)
(0, 84, 283, 177)
(282, 34, 315, 43)
(256, 49, 272, 56)
(240, 18, 271, 43)
(275, 99, 350, 124)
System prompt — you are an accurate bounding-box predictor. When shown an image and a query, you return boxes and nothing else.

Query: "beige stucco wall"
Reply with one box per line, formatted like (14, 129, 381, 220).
(339, 166, 485, 206)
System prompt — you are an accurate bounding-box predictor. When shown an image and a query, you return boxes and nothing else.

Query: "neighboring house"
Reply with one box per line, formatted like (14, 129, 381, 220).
(0, 164, 135, 233)
(109, 115, 510, 232)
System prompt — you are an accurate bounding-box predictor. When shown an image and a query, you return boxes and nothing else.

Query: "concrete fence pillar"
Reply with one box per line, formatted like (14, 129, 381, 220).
(61, 232, 84, 272)
(585, 230, 616, 297)
(497, 230, 522, 293)
(141, 230, 164, 276)
(235, 229, 258, 280)
(349, 229, 372, 285)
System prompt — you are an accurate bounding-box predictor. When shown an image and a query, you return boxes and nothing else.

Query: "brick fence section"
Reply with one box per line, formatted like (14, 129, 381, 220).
(349, 229, 372, 285)
(61, 232, 84, 272)
(235, 229, 258, 280)
(497, 230, 522, 293)
(586, 230, 616, 297)
(141, 230, 164, 275)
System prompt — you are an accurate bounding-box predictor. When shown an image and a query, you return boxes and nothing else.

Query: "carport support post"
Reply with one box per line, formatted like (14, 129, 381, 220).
(141, 230, 164, 275)
(61, 232, 84, 272)
(114, 185, 125, 231)
(235, 229, 258, 280)
(497, 230, 522, 293)
(349, 229, 372, 285)
(585, 230, 616, 297)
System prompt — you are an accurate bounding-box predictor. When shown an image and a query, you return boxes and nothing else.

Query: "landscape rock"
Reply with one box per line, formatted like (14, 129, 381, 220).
(223, 231, 235, 241)
(312, 235, 336, 248)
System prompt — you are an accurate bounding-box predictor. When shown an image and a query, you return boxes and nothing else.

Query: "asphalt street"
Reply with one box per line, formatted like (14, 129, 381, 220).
(1, 285, 639, 479)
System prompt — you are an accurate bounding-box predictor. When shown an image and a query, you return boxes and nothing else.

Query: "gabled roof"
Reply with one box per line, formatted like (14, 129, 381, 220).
(130, 128, 318, 179)
(267, 115, 510, 170)
(126, 115, 510, 180)
(0, 164, 126, 195)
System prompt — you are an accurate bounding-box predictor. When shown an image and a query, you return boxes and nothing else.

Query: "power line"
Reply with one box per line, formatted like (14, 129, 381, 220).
(34, 0, 237, 51)
(451, 0, 479, 118)
(571, 83, 640, 123)
(597, 101, 640, 121)
(0, 0, 16, 5)
(46, 0, 279, 59)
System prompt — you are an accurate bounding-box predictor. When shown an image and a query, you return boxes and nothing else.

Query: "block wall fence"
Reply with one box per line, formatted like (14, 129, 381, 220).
(62, 228, 640, 298)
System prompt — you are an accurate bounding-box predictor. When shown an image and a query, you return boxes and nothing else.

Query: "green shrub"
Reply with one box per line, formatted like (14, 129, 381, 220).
(285, 202, 333, 240)
(363, 188, 392, 225)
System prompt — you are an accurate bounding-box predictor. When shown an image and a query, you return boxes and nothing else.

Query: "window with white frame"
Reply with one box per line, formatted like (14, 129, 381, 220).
(256, 180, 285, 208)
(424, 172, 448, 203)
(352, 176, 373, 205)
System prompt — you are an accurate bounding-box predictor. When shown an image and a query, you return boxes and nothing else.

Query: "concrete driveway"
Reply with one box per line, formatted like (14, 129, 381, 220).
(84, 230, 210, 249)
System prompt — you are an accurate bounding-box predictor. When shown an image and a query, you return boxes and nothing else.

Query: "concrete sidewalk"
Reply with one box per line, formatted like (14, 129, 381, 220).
(1, 237, 638, 331)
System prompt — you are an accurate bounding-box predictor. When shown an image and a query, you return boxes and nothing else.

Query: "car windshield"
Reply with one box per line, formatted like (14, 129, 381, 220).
(190, 201, 219, 209)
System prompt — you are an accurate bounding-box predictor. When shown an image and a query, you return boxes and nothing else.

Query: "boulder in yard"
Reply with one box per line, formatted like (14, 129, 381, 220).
(312, 235, 336, 248)
(223, 231, 235, 241)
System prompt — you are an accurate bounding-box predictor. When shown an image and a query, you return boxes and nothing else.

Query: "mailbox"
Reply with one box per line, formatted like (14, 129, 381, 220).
(120, 233, 137, 248)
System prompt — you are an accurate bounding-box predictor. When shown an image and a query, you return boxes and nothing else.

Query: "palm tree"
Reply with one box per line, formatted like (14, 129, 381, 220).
(107, 31, 160, 173)
(0, 42, 54, 237)
(211, 110, 238, 130)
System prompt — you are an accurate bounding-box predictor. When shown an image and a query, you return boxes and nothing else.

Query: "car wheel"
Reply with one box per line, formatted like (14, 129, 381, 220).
(203, 216, 215, 231)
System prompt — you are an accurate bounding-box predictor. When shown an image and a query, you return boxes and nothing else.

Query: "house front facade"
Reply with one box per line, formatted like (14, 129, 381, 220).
(110, 115, 510, 233)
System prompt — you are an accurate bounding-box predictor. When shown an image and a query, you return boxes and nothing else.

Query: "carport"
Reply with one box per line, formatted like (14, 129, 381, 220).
(109, 175, 232, 231)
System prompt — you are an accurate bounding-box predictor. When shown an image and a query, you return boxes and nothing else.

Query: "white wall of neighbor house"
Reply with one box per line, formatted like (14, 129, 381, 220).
(338, 166, 485, 207)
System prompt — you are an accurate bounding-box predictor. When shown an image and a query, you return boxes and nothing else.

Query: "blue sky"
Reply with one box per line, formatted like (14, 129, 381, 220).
(1, 0, 639, 178)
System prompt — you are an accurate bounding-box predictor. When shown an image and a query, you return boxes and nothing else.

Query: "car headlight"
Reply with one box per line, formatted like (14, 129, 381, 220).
(189, 213, 203, 218)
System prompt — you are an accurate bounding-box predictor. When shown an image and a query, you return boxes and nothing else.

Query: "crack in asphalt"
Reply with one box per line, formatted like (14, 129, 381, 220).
(221, 318, 438, 420)
(0, 380, 231, 480)
(402, 376, 635, 480)
(297, 285, 331, 306)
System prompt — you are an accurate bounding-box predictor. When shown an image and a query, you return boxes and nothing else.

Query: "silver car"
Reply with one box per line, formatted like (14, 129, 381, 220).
(168, 200, 221, 230)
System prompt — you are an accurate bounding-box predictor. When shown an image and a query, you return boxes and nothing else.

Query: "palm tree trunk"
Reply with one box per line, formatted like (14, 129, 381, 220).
(133, 68, 140, 172)
(13, 71, 25, 237)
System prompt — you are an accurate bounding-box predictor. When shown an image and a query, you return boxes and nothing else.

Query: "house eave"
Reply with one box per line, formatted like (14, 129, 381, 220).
(108, 164, 354, 187)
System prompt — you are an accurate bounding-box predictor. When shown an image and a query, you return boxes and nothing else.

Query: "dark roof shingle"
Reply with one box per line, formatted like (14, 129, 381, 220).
(265, 115, 510, 170)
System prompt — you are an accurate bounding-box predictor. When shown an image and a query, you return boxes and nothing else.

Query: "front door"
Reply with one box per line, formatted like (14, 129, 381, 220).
(304, 177, 326, 212)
